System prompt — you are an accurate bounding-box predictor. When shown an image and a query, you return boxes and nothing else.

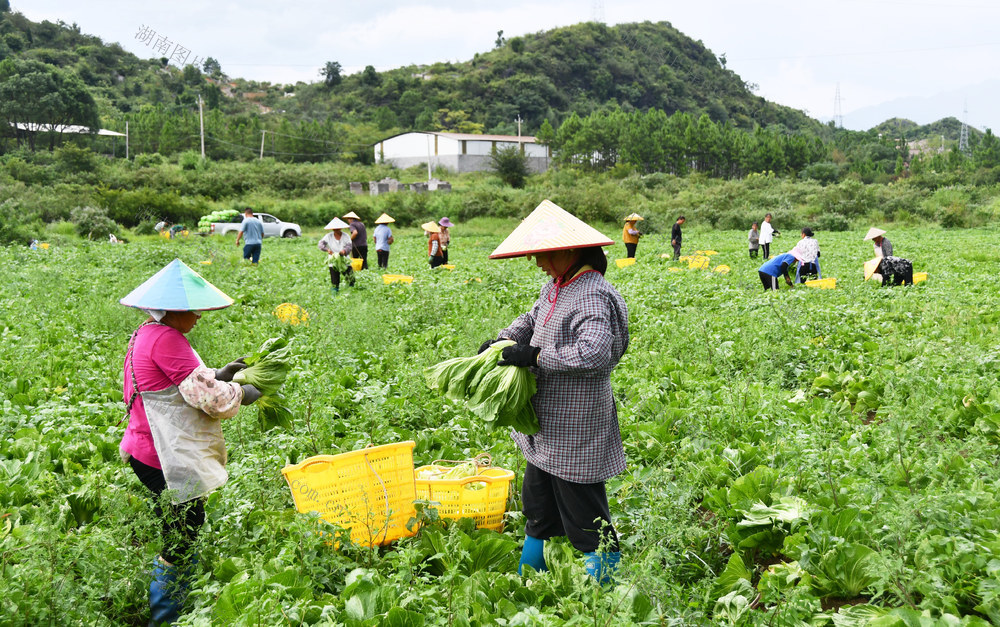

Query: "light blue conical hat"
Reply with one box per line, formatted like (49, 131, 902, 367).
(120, 258, 234, 311)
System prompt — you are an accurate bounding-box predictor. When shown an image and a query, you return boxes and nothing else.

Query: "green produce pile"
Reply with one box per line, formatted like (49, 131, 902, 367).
(233, 336, 293, 431)
(424, 340, 540, 435)
(196, 209, 241, 234)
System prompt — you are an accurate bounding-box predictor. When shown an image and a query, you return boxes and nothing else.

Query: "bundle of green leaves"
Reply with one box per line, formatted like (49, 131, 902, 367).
(424, 340, 539, 434)
(326, 253, 348, 273)
(234, 337, 293, 431)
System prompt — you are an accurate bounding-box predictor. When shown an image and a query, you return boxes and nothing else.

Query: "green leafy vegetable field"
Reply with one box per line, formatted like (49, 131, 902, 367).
(1, 223, 999, 625)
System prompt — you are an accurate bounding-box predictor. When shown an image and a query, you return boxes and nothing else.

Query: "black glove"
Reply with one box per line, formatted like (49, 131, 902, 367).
(497, 344, 540, 368)
(478, 339, 498, 354)
(240, 384, 262, 405)
(215, 358, 247, 382)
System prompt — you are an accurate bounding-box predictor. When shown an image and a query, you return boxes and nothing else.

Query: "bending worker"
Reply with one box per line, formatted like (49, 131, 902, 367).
(119, 259, 261, 625)
(481, 199, 629, 585)
(758, 251, 798, 290)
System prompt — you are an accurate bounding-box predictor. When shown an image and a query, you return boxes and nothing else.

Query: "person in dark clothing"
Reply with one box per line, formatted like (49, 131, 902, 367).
(344, 211, 368, 270)
(758, 253, 797, 290)
(670, 216, 685, 261)
(867, 256, 913, 286)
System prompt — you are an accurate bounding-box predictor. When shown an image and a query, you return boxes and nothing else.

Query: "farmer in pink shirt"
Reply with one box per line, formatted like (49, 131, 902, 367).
(119, 258, 261, 625)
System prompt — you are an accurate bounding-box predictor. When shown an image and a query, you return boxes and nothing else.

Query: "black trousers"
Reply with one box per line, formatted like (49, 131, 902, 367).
(759, 270, 779, 290)
(429, 255, 445, 268)
(129, 456, 205, 564)
(328, 266, 354, 288)
(522, 462, 618, 554)
(351, 245, 369, 270)
(376, 249, 389, 269)
(625, 243, 637, 258)
(672, 242, 681, 260)
(762, 242, 771, 259)
(442, 247, 449, 264)
(798, 262, 818, 282)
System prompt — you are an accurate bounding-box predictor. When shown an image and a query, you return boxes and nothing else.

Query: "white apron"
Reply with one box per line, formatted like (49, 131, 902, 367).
(142, 386, 228, 504)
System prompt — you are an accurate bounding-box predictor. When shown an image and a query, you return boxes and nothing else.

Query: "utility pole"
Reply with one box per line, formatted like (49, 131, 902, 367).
(260, 130, 266, 160)
(833, 83, 844, 129)
(198, 93, 205, 160)
(125, 120, 129, 160)
(516, 114, 523, 139)
(959, 101, 970, 156)
(426, 133, 432, 182)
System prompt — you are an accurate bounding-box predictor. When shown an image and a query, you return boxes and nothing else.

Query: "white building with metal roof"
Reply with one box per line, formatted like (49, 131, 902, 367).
(374, 131, 551, 173)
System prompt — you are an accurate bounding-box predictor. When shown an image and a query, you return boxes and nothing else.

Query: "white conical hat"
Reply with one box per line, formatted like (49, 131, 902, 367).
(863, 227, 886, 241)
(864, 257, 881, 281)
(342, 211, 361, 220)
(421, 221, 441, 233)
(624, 213, 643, 222)
(374, 213, 395, 224)
(489, 200, 614, 259)
(325, 217, 349, 230)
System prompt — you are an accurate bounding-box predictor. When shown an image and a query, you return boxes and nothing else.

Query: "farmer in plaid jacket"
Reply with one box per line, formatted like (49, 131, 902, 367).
(483, 200, 629, 585)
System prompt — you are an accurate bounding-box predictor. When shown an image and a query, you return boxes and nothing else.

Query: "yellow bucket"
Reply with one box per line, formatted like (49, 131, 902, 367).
(39, 242, 50, 249)
(805, 277, 837, 289)
(912, 272, 927, 284)
(281, 442, 418, 548)
(383, 274, 413, 285)
(350, 258, 363, 271)
(415, 465, 514, 533)
(615, 258, 636, 269)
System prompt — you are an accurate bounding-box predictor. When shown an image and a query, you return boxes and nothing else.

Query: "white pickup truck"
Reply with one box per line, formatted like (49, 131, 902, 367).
(210, 213, 301, 238)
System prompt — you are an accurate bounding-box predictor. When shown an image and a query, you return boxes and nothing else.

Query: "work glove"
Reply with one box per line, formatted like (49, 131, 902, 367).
(240, 384, 262, 405)
(478, 339, 498, 354)
(215, 358, 247, 382)
(497, 344, 540, 368)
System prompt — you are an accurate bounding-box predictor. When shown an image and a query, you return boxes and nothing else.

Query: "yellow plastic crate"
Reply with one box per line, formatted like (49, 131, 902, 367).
(805, 277, 837, 289)
(615, 258, 636, 269)
(441, 264, 456, 270)
(415, 465, 514, 532)
(383, 274, 413, 284)
(713, 265, 731, 274)
(350, 258, 363, 271)
(913, 272, 927, 284)
(687, 255, 710, 270)
(281, 441, 417, 547)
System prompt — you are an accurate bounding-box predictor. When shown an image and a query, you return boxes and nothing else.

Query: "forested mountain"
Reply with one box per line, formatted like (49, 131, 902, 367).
(0, 9, 819, 143)
(280, 21, 824, 136)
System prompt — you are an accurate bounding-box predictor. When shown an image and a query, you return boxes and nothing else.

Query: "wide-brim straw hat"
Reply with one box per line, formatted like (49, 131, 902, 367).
(864, 257, 881, 281)
(438, 217, 454, 228)
(374, 213, 395, 224)
(342, 211, 361, 220)
(120, 258, 233, 311)
(624, 213, 644, 222)
(325, 217, 349, 230)
(421, 221, 441, 233)
(863, 227, 886, 241)
(489, 199, 614, 259)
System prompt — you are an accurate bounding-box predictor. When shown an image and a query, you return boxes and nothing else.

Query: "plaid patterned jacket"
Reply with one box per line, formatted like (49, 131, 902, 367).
(501, 270, 629, 484)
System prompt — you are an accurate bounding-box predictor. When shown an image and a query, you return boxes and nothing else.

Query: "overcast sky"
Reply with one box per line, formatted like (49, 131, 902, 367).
(14, 0, 1000, 131)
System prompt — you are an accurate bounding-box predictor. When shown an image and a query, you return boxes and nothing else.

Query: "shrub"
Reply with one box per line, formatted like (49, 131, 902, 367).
(0, 199, 41, 246)
(178, 151, 202, 171)
(800, 162, 841, 185)
(811, 212, 850, 232)
(70, 206, 119, 240)
(134, 153, 165, 167)
(55, 144, 99, 174)
(490, 146, 528, 189)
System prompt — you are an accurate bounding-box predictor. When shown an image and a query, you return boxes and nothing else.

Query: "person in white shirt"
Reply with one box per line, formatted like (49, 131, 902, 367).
(759, 213, 780, 259)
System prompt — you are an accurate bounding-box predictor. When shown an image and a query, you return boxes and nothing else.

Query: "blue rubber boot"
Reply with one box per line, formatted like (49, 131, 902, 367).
(149, 559, 184, 626)
(331, 286, 339, 297)
(518, 535, 547, 575)
(584, 551, 621, 586)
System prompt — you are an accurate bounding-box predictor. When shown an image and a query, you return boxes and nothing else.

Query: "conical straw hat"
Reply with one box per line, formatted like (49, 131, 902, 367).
(120, 258, 234, 311)
(864, 257, 881, 281)
(421, 221, 441, 233)
(342, 211, 361, 220)
(624, 213, 643, 222)
(489, 199, 614, 259)
(863, 227, 886, 241)
(374, 213, 395, 224)
(325, 217, 349, 230)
